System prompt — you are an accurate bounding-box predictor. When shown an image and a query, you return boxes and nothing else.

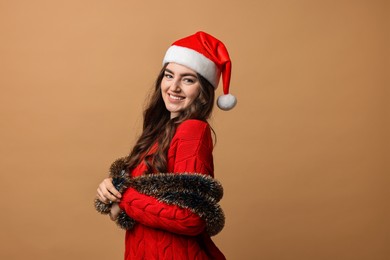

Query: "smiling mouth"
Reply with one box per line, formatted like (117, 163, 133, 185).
(168, 93, 185, 100)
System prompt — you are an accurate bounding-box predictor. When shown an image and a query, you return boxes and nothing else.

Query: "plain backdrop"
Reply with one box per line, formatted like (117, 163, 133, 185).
(0, 0, 388, 259)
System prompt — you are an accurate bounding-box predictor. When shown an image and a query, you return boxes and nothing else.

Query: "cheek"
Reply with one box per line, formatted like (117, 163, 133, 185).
(188, 85, 201, 100)
(160, 82, 168, 93)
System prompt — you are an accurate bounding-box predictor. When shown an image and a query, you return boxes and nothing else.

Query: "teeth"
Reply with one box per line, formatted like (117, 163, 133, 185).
(169, 94, 184, 100)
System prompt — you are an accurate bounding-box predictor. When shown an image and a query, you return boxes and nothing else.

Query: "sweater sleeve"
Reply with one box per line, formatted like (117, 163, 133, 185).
(119, 120, 214, 236)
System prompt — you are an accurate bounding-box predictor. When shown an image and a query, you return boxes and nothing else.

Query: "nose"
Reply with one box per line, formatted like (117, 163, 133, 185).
(169, 78, 181, 92)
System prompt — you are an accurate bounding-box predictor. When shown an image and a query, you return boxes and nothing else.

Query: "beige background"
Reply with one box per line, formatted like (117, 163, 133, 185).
(0, 0, 388, 259)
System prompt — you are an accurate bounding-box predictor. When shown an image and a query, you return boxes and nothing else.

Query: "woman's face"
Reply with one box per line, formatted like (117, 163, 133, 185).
(161, 63, 201, 118)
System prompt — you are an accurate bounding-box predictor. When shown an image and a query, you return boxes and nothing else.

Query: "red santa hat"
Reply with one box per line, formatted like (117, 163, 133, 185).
(163, 31, 237, 111)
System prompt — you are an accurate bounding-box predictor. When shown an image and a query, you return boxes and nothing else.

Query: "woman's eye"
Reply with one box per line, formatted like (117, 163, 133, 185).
(184, 78, 195, 83)
(164, 73, 173, 79)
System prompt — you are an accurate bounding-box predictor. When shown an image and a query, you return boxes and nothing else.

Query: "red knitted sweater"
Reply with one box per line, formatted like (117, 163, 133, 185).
(119, 120, 225, 260)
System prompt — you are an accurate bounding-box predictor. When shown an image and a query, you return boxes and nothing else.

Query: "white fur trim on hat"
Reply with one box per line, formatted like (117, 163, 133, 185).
(163, 45, 220, 88)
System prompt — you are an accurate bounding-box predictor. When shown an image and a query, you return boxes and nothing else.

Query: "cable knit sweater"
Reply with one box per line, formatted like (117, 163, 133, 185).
(118, 119, 225, 260)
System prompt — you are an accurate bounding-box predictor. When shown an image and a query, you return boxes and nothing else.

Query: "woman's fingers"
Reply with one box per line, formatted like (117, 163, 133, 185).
(97, 188, 110, 203)
(109, 203, 121, 221)
(103, 178, 122, 199)
(97, 178, 122, 204)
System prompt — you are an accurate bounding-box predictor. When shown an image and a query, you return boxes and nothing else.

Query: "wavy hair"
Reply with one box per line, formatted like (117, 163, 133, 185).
(125, 63, 215, 174)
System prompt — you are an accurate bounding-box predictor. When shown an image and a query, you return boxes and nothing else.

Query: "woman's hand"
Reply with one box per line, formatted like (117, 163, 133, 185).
(109, 203, 121, 221)
(96, 178, 122, 204)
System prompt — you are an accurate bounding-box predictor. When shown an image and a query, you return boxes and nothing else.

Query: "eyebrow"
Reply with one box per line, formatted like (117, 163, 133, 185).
(164, 68, 197, 78)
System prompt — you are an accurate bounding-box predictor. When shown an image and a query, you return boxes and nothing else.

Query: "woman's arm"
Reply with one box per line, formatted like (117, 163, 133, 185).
(119, 187, 206, 236)
(119, 120, 214, 236)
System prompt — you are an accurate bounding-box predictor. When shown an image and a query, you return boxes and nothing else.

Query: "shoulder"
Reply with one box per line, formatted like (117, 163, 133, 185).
(174, 119, 211, 140)
(169, 120, 214, 175)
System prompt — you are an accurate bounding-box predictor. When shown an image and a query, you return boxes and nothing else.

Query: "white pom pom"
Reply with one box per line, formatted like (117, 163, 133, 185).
(217, 94, 237, 111)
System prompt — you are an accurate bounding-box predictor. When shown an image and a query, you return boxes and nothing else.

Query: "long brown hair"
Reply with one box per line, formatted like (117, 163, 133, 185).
(125, 63, 215, 174)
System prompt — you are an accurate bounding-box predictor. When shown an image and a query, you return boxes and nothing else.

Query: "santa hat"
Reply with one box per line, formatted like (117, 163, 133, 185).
(163, 31, 237, 111)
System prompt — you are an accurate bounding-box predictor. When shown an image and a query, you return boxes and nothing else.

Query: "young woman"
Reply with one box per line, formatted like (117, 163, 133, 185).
(96, 31, 236, 260)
